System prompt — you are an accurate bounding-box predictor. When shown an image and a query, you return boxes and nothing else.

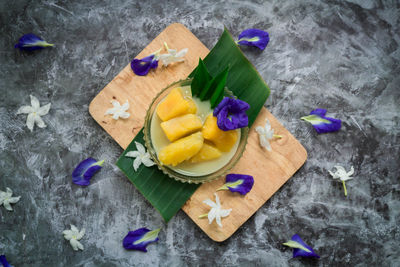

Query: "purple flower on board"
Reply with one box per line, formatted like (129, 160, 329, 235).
(213, 97, 250, 131)
(283, 234, 320, 258)
(217, 174, 254, 195)
(15, 33, 54, 51)
(123, 228, 160, 252)
(72, 158, 104, 186)
(301, 109, 341, 134)
(131, 51, 159, 76)
(237, 29, 269, 50)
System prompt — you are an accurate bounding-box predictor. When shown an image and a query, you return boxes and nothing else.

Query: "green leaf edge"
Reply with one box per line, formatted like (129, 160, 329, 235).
(191, 58, 211, 96)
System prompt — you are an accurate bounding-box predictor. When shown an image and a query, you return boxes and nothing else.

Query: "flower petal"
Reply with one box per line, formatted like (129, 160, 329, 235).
(133, 157, 142, 172)
(30, 95, 40, 110)
(119, 112, 130, 119)
(207, 208, 217, 224)
(283, 234, 320, 258)
(125, 151, 140, 158)
(214, 193, 221, 207)
(72, 158, 104, 186)
(135, 142, 146, 154)
(63, 230, 73, 240)
(70, 238, 82, 251)
(123, 228, 160, 252)
(34, 115, 46, 129)
(215, 213, 222, 227)
(301, 109, 341, 134)
(14, 33, 54, 51)
(214, 97, 250, 131)
(110, 100, 121, 108)
(237, 29, 270, 50)
(131, 55, 158, 76)
(3, 201, 13, 211)
(203, 199, 217, 209)
(0, 254, 12, 267)
(70, 224, 79, 233)
(37, 103, 51, 116)
(141, 156, 155, 168)
(224, 174, 254, 195)
(17, 105, 34, 114)
(219, 208, 232, 218)
(26, 113, 35, 132)
(121, 101, 129, 110)
(8, 196, 21, 204)
(310, 108, 327, 117)
(175, 48, 188, 58)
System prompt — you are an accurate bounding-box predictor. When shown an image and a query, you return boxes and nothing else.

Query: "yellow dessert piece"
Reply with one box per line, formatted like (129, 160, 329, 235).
(202, 114, 238, 152)
(160, 114, 203, 142)
(156, 87, 197, 121)
(190, 143, 222, 163)
(158, 132, 204, 166)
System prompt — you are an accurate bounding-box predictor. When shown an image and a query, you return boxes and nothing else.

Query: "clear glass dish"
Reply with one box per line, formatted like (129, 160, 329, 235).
(143, 78, 249, 184)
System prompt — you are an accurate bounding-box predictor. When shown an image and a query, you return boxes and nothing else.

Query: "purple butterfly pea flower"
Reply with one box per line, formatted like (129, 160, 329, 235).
(283, 234, 320, 258)
(0, 255, 12, 267)
(237, 29, 270, 50)
(213, 97, 250, 131)
(72, 158, 104, 186)
(123, 228, 160, 252)
(14, 33, 54, 51)
(217, 174, 254, 195)
(131, 54, 159, 76)
(301, 108, 341, 134)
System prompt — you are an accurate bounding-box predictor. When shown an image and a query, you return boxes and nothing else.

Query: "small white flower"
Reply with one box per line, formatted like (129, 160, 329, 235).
(329, 165, 355, 196)
(0, 187, 21, 211)
(125, 141, 155, 171)
(201, 193, 232, 227)
(63, 224, 85, 251)
(105, 100, 130, 120)
(158, 42, 188, 66)
(17, 95, 51, 132)
(329, 166, 354, 181)
(255, 119, 281, 151)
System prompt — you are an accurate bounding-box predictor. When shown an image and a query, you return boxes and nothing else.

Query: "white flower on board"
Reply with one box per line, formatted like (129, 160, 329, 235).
(105, 100, 130, 120)
(200, 193, 232, 227)
(125, 142, 155, 171)
(158, 42, 188, 66)
(255, 119, 282, 151)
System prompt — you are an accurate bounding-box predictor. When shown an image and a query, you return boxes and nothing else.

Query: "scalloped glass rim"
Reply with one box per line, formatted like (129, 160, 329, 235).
(143, 78, 249, 184)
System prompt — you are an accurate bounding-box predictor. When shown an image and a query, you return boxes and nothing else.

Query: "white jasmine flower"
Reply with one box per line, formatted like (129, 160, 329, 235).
(200, 193, 232, 227)
(125, 141, 155, 171)
(16, 95, 51, 132)
(329, 165, 355, 196)
(255, 119, 282, 151)
(158, 42, 188, 66)
(0, 187, 21, 211)
(63, 224, 85, 251)
(105, 100, 130, 120)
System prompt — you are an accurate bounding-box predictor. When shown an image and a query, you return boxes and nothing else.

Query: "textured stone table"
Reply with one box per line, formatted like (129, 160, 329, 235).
(0, 0, 399, 266)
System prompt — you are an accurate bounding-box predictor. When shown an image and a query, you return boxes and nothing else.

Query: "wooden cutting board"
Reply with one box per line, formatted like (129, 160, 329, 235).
(89, 23, 307, 242)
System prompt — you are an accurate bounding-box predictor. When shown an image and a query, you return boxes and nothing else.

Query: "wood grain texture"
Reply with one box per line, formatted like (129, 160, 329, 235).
(89, 23, 209, 148)
(89, 23, 307, 242)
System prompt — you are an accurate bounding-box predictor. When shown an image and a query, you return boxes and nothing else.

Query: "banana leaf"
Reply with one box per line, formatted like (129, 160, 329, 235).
(117, 28, 270, 222)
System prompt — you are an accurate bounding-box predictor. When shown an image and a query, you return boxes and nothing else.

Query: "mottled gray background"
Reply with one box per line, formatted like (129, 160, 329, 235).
(0, 0, 399, 266)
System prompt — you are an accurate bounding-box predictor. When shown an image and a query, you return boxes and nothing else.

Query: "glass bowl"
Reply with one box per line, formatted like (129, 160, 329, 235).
(143, 78, 249, 184)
